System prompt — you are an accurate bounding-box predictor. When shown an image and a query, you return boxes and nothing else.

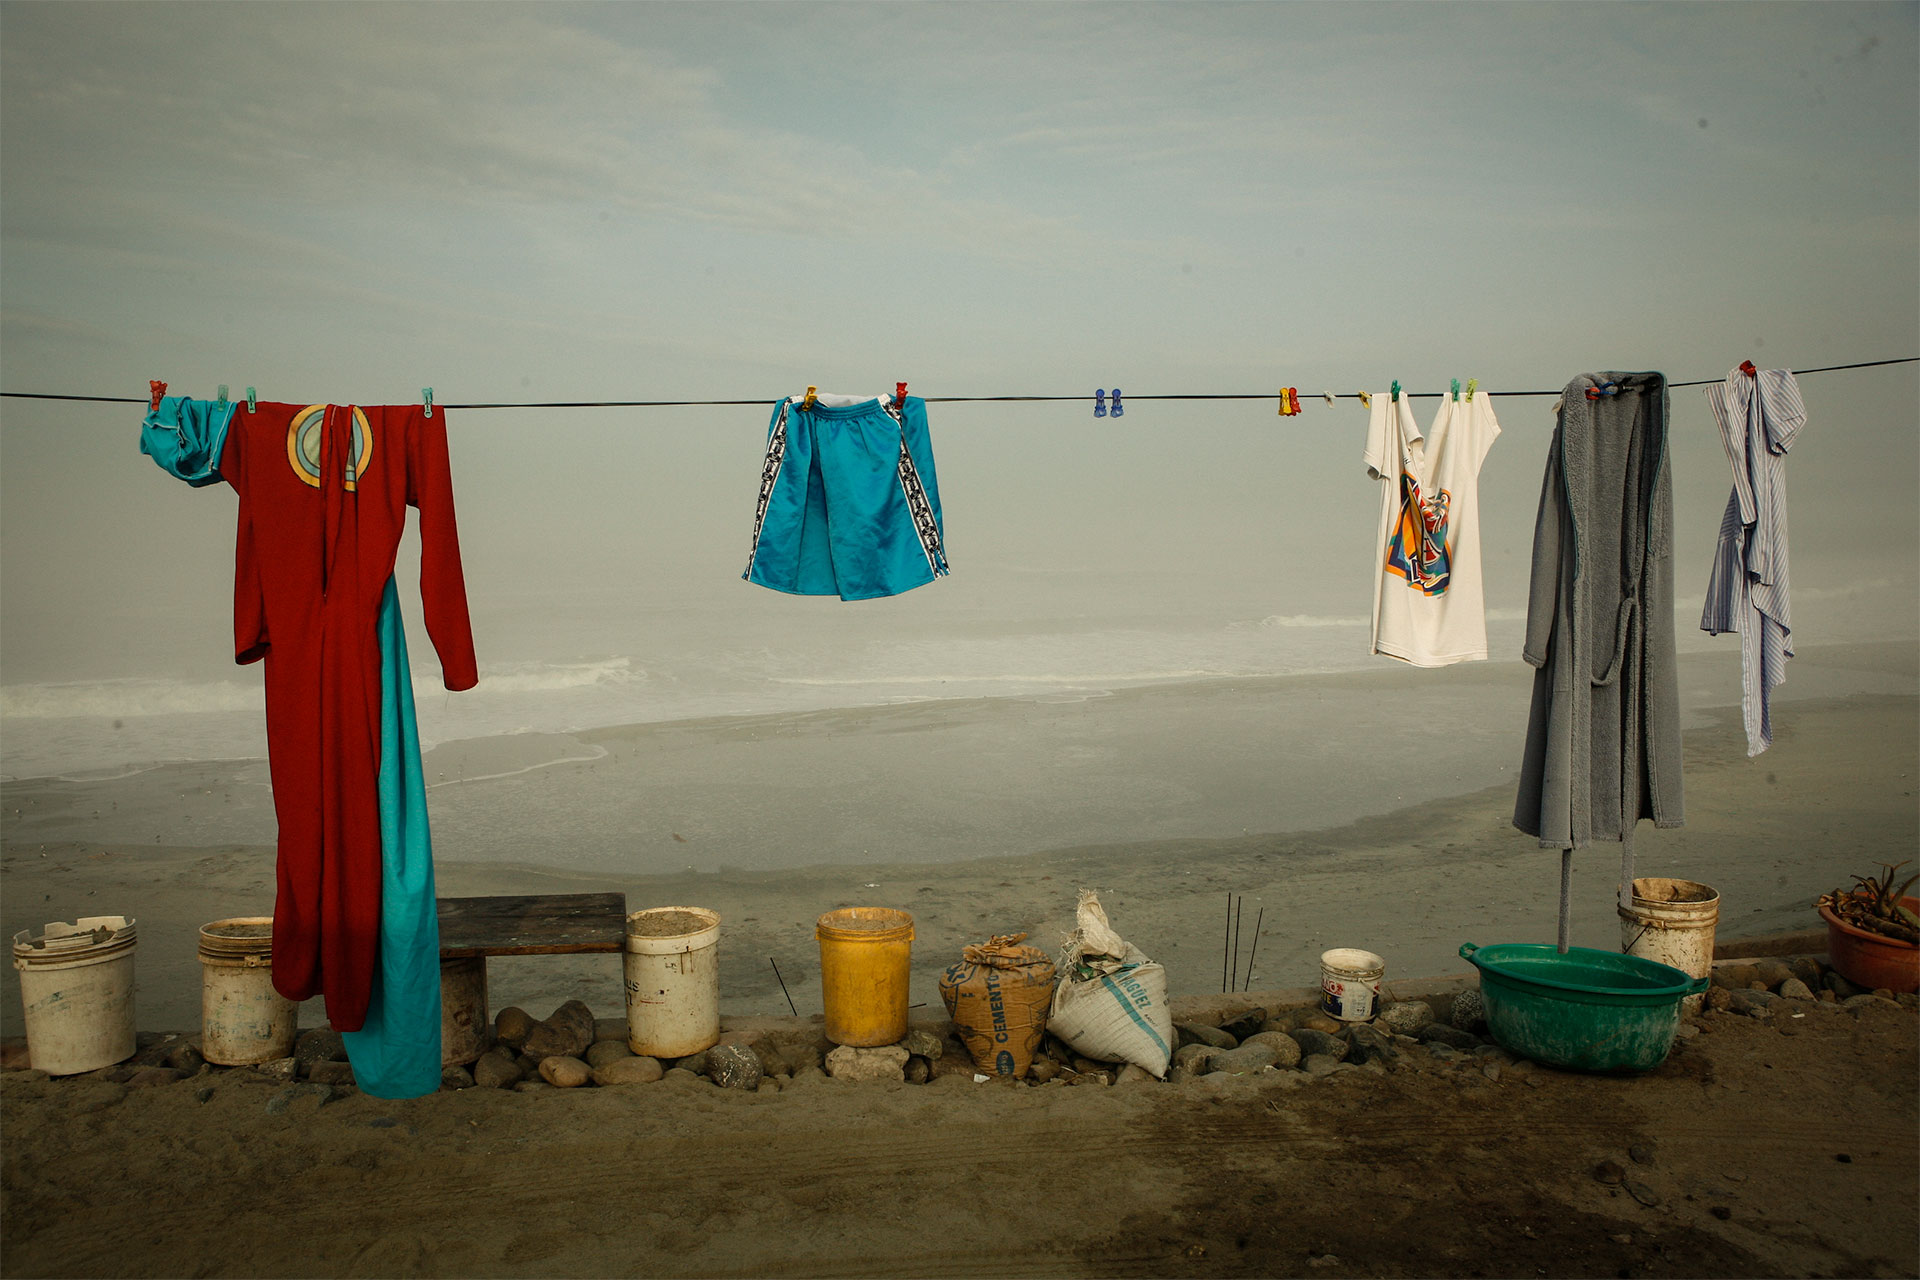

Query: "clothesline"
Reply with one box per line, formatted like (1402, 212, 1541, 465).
(2, 356, 1913, 411)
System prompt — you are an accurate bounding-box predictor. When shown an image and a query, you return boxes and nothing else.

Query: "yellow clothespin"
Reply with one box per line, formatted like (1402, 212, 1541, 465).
(1464, 377, 1479, 400)
(802, 386, 817, 410)
(1357, 390, 1372, 409)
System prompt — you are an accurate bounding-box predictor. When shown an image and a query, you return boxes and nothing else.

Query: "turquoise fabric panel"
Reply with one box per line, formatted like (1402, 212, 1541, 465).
(139, 396, 236, 487)
(340, 578, 444, 1099)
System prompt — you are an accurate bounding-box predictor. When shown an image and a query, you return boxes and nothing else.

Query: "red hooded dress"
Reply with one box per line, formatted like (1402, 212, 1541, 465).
(221, 402, 477, 1031)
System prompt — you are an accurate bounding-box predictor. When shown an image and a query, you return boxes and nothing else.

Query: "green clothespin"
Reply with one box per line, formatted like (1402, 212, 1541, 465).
(1464, 377, 1479, 401)
(422, 387, 434, 418)
(1390, 380, 1401, 402)
(1451, 377, 1461, 402)
(245, 387, 257, 413)
(216, 384, 229, 405)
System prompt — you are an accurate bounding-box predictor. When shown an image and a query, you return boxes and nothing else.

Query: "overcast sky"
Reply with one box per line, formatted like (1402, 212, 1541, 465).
(2, 1, 1915, 689)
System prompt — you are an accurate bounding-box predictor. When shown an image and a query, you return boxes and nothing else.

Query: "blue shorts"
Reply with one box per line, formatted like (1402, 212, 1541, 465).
(743, 394, 949, 601)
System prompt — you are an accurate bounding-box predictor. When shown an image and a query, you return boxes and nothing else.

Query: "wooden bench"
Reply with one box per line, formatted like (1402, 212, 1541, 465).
(438, 892, 627, 1065)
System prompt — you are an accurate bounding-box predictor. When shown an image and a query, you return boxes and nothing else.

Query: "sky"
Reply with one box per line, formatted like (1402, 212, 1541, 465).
(2, 1, 1916, 699)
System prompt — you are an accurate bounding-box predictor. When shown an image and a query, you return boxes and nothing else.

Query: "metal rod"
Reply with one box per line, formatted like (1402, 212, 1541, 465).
(1231, 896, 1244, 993)
(1618, 825, 1637, 924)
(1222, 893, 1232, 993)
(769, 957, 797, 1017)
(1243, 907, 1264, 992)
(1558, 849, 1574, 953)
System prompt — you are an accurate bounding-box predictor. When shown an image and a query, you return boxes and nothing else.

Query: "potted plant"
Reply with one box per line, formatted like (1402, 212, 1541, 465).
(1816, 861, 1919, 994)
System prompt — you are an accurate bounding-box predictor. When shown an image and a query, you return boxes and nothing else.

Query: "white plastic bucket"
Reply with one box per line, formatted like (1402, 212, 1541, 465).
(1319, 948, 1385, 1022)
(1619, 877, 1719, 1015)
(198, 917, 296, 1065)
(624, 907, 721, 1059)
(12, 916, 138, 1076)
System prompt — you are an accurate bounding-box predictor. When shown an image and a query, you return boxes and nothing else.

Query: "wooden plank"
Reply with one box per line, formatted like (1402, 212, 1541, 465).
(437, 893, 628, 958)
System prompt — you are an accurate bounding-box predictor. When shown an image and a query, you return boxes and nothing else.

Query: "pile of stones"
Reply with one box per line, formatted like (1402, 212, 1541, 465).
(1705, 954, 1917, 1016)
(1155, 992, 1503, 1084)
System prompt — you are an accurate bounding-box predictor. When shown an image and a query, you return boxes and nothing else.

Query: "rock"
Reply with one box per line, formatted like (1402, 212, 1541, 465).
(1626, 1180, 1661, 1208)
(824, 1044, 908, 1083)
(513, 1079, 551, 1092)
(905, 1056, 930, 1084)
(1028, 1059, 1059, 1084)
(1295, 1012, 1344, 1035)
(1417, 1024, 1482, 1051)
(586, 1040, 633, 1070)
(293, 1029, 345, 1074)
(494, 1006, 535, 1050)
(1710, 1205, 1733, 1221)
(1114, 1064, 1156, 1086)
(750, 1041, 788, 1080)
(779, 1042, 824, 1075)
(660, 1067, 705, 1088)
(195, 1085, 215, 1103)
(0, 1041, 30, 1070)
(1817, 989, 1838, 1004)
(1629, 1143, 1655, 1165)
(472, 1048, 524, 1089)
(164, 1042, 205, 1074)
(128, 1066, 185, 1087)
(522, 1000, 596, 1060)
(1071, 1055, 1110, 1075)
(1900, 993, 1919, 1010)
(1824, 971, 1862, 999)
(1240, 1031, 1302, 1069)
(1753, 959, 1794, 990)
(256, 1057, 297, 1083)
(1289, 1028, 1347, 1062)
(1729, 989, 1775, 1016)
(707, 1043, 764, 1090)
(128, 1033, 187, 1068)
(1719, 963, 1759, 989)
(1778, 978, 1815, 1001)
(593, 1056, 663, 1087)
(1593, 1159, 1626, 1185)
(1172, 1043, 1221, 1072)
(593, 1017, 627, 1044)
(1479, 1062, 1501, 1082)
(439, 1066, 472, 1090)
(1705, 986, 1733, 1012)
(1842, 993, 1886, 1012)
(1343, 1024, 1400, 1068)
(1175, 1023, 1238, 1050)
(901, 1027, 945, 1061)
(538, 1056, 593, 1088)
(310, 1060, 357, 1086)
(1206, 1043, 1282, 1075)
(265, 1082, 334, 1115)
(1066, 1067, 1111, 1086)
(1218, 1009, 1267, 1042)
(1450, 989, 1488, 1032)
(1300, 1054, 1342, 1078)
(1376, 1001, 1432, 1036)
(756, 1079, 781, 1096)
(1788, 956, 1822, 987)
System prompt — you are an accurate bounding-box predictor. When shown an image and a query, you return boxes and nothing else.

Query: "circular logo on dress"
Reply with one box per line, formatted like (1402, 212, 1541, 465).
(285, 405, 373, 490)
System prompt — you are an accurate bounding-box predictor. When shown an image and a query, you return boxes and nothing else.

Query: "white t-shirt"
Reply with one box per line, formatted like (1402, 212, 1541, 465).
(1363, 390, 1501, 667)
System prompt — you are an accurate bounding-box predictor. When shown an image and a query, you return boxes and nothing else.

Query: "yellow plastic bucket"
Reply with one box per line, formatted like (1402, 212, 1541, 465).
(816, 907, 914, 1047)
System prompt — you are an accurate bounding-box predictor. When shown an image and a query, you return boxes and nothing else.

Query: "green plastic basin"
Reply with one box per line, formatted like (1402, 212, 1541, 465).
(1459, 942, 1709, 1072)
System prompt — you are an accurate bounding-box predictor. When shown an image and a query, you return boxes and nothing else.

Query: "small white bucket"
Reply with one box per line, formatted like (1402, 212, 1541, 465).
(198, 917, 297, 1066)
(1319, 948, 1386, 1022)
(12, 916, 138, 1076)
(1620, 877, 1719, 1015)
(624, 907, 721, 1059)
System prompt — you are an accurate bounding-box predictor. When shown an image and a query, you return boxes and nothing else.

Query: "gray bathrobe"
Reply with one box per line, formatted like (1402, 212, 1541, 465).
(1514, 371, 1685, 848)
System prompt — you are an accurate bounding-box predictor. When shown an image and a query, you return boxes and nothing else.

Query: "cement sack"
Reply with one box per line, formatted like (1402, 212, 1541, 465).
(1045, 890, 1173, 1077)
(939, 933, 1055, 1078)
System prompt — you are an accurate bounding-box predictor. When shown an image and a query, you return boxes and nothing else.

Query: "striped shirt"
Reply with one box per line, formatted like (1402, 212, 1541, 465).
(1701, 366, 1805, 756)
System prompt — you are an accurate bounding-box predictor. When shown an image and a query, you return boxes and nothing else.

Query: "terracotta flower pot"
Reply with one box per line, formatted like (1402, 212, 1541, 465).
(1819, 895, 1919, 994)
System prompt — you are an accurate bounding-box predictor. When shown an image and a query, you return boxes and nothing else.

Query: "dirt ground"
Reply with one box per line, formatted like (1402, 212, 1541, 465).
(2, 991, 1914, 1279)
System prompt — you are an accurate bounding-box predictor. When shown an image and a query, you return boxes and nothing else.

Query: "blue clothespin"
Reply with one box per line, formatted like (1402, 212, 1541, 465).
(216, 384, 229, 405)
(422, 387, 434, 418)
(1451, 377, 1461, 402)
(1094, 389, 1107, 418)
(246, 387, 257, 413)
(1110, 387, 1123, 417)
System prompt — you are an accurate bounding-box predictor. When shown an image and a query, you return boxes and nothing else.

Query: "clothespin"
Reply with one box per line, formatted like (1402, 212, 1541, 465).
(1583, 378, 1619, 401)
(1357, 390, 1372, 409)
(246, 387, 257, 413)
(1110, 388, 1124, 417)
(802, 386, 817, 410)
(1464, 377, 1478, 401)
(1451, 378, 1461, 402)
(1390, 380, 1401, 402)
(1288, 388, 1301, 415)
(148, 380, 167, 411)
(1322, 391, 1336, 408)
(1738, 360, 1758, 378)
(215, 384, 229, 405)
(1277, 389, 1288, 417)
(1094, 389, 1107, 418)
(895, 381, 908, 406)
(422, 387, 434, 417)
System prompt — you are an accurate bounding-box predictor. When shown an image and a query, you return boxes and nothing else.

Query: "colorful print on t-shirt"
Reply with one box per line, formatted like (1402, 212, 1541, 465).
(1386, 472, 1452, 595)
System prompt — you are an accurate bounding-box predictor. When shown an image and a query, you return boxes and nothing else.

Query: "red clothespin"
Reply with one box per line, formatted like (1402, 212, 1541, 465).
(148, 380, 167, 411)
(895, 381, 908, 406)
(1739, 360, 1758, 378)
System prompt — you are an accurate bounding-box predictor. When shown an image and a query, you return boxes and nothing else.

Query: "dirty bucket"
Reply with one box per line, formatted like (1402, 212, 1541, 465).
(198, 917, 297, 1065)
(816, 907, 914, 1046)
(12, 916, 138, 1076)
(624, 907, 721, 1059)
(1319, 948, 1385, 1022)
(1618, 878, 1718, 1015)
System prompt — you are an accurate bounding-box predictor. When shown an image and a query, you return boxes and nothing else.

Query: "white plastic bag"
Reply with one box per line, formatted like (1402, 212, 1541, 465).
(1045, 890, 1173, 1077)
